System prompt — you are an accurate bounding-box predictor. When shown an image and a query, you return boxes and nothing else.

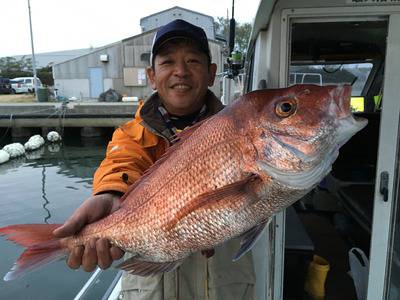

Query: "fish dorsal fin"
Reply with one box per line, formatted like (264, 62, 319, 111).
(165, 174, 259, 231)
(120, 117, 212, 204)
(232, 220, 269, 262)
(116, 257, 184, 276)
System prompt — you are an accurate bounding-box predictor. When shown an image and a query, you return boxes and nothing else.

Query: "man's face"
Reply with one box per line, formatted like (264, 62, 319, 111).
(146, 40, 217, 116)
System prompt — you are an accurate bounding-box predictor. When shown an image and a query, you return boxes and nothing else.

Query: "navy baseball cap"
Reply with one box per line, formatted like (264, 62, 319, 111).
(151, 19, 211, 64)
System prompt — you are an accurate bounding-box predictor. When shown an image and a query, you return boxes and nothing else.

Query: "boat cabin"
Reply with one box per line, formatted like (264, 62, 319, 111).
(246, 1, 400, 299)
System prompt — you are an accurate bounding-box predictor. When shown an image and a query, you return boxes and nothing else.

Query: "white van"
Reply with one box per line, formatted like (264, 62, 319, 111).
(11, 77, 42, 94)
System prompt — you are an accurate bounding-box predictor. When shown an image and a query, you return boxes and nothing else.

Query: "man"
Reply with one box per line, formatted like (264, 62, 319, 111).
(54, 19, 255, 299)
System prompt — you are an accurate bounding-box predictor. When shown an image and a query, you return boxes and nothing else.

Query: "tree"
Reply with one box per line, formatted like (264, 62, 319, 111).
(0, 56, 53, 85)
(0, 56, 33, 78)
(37, 66, 54, 86)
(214, 17, 252, 55)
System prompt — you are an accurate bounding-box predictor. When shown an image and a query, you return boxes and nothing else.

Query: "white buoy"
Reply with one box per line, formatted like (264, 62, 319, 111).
(24, 135, 45, 151)
(0, 149, 10, 164)
(47, 131, 62, 142)
(2, 143, 25, 158)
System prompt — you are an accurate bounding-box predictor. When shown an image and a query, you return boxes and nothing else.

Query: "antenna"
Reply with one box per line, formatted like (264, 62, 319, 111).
(229, 0, 236, 55)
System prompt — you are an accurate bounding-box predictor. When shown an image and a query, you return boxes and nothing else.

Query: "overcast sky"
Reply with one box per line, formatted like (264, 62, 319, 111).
(1, 0, 260, 58)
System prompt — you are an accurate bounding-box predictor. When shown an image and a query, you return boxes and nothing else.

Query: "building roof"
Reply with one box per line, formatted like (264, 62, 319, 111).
(53, 7, 222, 67)
(7, 48, 96, 68)
(53, 28, 223, 67)
(140, 6, 214, 24)
(52, 42, 119, 66)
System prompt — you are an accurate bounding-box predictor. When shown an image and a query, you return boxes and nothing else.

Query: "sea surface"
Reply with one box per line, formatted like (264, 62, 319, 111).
(0, 137, 119, 300)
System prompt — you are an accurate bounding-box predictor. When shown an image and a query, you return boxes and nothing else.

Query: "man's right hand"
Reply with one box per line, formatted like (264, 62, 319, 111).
(53, 193, 125, 271)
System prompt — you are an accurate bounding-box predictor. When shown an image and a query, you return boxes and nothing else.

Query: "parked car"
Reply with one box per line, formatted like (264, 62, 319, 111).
(11, 77, 42, 94)
(0, 77, 12, 94)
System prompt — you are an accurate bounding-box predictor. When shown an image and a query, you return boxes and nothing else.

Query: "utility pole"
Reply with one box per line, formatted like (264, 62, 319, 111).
(28, 0, 39, 101)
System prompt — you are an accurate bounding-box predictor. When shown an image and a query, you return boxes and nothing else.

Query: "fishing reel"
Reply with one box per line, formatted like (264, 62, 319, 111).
(226, 50, 244, 79)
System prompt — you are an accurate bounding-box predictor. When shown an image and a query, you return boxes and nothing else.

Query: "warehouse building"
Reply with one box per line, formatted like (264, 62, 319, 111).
(52, 7, 225, 100)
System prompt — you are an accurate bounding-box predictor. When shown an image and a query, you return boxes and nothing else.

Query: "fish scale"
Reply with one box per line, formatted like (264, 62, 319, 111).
(111, 133, 249, 259)
(75, 119, 250, 259)
(0, 84, 368, 280)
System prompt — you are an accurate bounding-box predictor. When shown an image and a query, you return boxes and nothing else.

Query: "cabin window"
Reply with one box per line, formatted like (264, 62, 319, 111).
(289, 21, 387, 113)
(289, 62, 373, 95)
(289, 62, 373, 112)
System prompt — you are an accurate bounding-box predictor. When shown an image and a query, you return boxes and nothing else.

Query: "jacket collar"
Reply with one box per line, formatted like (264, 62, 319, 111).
(139, 90, 224, 141)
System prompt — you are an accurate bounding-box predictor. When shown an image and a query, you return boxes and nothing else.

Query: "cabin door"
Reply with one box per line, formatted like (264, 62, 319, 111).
(279, 8, 400, 300)
(367, 14, 400, 300)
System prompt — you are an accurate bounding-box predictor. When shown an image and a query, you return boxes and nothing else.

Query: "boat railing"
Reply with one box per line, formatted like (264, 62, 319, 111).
(73, 268, 122, 300)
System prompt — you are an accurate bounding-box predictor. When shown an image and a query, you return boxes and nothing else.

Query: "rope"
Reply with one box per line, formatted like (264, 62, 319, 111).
(0, 114, 14, 145)
(0, 105, 66, 146)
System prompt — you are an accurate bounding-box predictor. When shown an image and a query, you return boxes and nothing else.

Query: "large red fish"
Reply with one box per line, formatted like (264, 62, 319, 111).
(0, 84, 367, 280)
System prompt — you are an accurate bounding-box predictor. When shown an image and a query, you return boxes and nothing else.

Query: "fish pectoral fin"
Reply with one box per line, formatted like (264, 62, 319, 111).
(116, 257, 184, 276)
(165, 174, 260, 231)
(233, 220, 269, 262)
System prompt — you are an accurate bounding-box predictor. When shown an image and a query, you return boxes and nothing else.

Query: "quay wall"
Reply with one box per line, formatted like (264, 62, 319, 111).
(0, 102, 138, 128)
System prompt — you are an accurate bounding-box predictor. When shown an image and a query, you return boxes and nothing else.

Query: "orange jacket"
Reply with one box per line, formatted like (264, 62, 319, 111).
(92, 91, 223, 195)
(93, 93, 256, 297)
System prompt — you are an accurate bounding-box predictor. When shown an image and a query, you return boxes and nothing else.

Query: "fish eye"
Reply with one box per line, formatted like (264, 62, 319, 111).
(275, 99, 297, 118)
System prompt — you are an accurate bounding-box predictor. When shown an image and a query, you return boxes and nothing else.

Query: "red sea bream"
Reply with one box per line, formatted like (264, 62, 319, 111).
(0, 84, 367, 280)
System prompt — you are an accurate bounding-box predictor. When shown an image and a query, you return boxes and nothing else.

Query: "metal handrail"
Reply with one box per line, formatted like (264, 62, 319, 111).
(73, 268, 123, 300)
(102, 271, 123, 300)
(73, 268, 103, 300)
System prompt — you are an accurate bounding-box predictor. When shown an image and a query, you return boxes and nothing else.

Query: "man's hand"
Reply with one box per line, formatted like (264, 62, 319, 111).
(53, 193, 125, 271)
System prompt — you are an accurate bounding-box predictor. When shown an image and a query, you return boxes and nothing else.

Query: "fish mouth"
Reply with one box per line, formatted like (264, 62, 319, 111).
(260, 115, 368, 189)
(336, 115, 368, 147)
(331, 84, 368, 146)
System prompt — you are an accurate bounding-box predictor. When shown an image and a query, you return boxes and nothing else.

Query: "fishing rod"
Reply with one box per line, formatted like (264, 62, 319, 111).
(226, 0, 244, 79)
(220, 0, 245, 105)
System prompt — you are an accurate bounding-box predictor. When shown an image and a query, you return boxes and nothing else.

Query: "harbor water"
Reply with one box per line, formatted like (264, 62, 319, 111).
(0, 136, 119, 299)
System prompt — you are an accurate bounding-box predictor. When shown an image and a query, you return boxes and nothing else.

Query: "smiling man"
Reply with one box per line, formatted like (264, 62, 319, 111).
(54, 19, 255, 299)
(147, 37, 217, 116)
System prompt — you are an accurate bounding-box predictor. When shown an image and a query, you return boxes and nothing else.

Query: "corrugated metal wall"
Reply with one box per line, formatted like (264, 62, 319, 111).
(54, 31, 224, 100)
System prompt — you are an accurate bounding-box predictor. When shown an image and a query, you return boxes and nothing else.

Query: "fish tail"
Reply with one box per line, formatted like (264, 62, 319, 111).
(0, 224, 68, 281)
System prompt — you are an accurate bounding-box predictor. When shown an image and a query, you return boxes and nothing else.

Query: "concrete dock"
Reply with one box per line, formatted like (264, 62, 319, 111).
(0, 102, 139, 128)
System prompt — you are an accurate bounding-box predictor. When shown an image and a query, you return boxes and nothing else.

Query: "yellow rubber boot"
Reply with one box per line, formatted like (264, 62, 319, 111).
(304, 255, 330, 299)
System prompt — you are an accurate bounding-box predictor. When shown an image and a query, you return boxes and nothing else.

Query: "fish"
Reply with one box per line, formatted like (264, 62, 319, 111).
(0, 84, 368, 281)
